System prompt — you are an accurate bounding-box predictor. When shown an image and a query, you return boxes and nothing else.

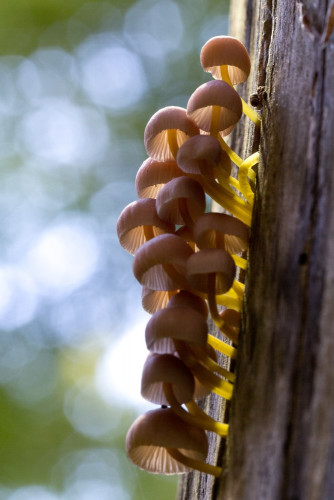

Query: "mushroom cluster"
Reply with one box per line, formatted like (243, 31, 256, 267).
(117, 36, 261, 477)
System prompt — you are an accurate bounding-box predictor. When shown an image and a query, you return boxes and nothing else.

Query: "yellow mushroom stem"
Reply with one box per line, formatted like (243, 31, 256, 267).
(232, 279, 245, 299)
(208, 105, 255, 200)
(143, 225, 155, 241)
(167, 128, 179, 159)
(167, 448, 222, 477)
(207, 334, 237, 359)
(238, 151, 260, 204)
(163, 382, 229, 437)
(231, 254, 248, 270)
(188, 344, 235, 382)
(197, 174, 252, 226)
(220, 65, 261, 126)
(215, 288, 242, 311)
(206, 272, 242, 342)
(177, 348, 234, 398)
(217, 134, 257, 181)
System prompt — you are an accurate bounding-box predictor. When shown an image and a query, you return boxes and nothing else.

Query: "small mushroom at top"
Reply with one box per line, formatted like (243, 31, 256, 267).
(200, 35, 251, 84)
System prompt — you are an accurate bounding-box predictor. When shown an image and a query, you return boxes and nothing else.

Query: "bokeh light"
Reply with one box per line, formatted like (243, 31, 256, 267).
(0, 0, 230, 498)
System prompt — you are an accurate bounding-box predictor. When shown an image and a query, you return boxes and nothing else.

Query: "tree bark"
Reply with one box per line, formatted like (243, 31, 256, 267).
(179, 0, 334, 499)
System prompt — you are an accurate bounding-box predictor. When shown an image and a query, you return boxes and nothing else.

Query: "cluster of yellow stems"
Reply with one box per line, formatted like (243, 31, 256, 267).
(117, 36, 261, 477)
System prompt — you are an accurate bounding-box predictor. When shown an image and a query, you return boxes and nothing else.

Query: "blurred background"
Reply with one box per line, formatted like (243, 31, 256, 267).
(0, 0, 229, 498)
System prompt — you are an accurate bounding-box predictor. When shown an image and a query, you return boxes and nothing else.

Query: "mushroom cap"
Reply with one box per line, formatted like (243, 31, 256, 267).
(141, 287, 175, 314)
(187, 80, 242, 136)
(126, 407, 208, 474)
(186, 248, 236, 294)
(144, 106, 200, 161)
(133, 234, 193, 291)
(176, 134, 231, 178)
(220, 308, 241, 329)
(145, 306, 208, 353)
(156, 176, 206, 225)
(193, 212, 250, 254)
(141, 353, 195, 405)
(135, 158, 184, 199)
(167, 290, 208, 318)
(200, 36, 251, 84)
(117, 198, 174, 255)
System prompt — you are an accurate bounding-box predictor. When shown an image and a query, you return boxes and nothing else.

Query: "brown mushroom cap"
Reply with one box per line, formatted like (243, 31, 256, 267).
(193, 212, 250, 254)
(200, 36, 251, 84)
(133, 234, 193, 291)
(167, 290, 208, 318)
(187, 80, 242, 136)
(135, 158, 184, 199)
(145, 306, 208, 354)
(186, 248, 236, 294)
(141, 287, 175, 314)
(117, 198, 174, 255)
(156, 176, 206, 226)
(144, 106, 200, 161)
(176, 134, 231, 179)
(126, 407, 208, 474)
(141, 353, 195, 405)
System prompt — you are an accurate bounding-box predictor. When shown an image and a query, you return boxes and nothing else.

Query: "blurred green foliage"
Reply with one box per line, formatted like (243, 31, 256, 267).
(0, 0, 229, 498)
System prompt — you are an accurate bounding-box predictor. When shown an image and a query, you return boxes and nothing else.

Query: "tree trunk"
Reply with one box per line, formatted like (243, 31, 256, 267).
(179, 0, 334, 498)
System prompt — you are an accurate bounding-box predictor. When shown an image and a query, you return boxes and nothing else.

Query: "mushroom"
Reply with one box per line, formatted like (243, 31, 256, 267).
(117, 198, 174, 255)
(126, 407, 222, 476)
(145, 306, 208, 354)
(167, 290, 208, 318)
(133, 233, 193, 291)
(145, 306, 235, 400)
(135, 157, 184, 199)
(156, 176, 206, 229)
(165, 291, 235, 369)
(141, 352, 195, 406)
(141, 352, 229, 436)
(200, 35, 261, 126)
(193, 212, 250, 254)
(144, 106, 199, 161)
(186, 248, 236, 295)
(187, 80, 242, 137)
(186, 80, 258, 213)
(200, 36, 251, 84)
(175, 134, 231, 184)
(186, 248, 242, 345)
